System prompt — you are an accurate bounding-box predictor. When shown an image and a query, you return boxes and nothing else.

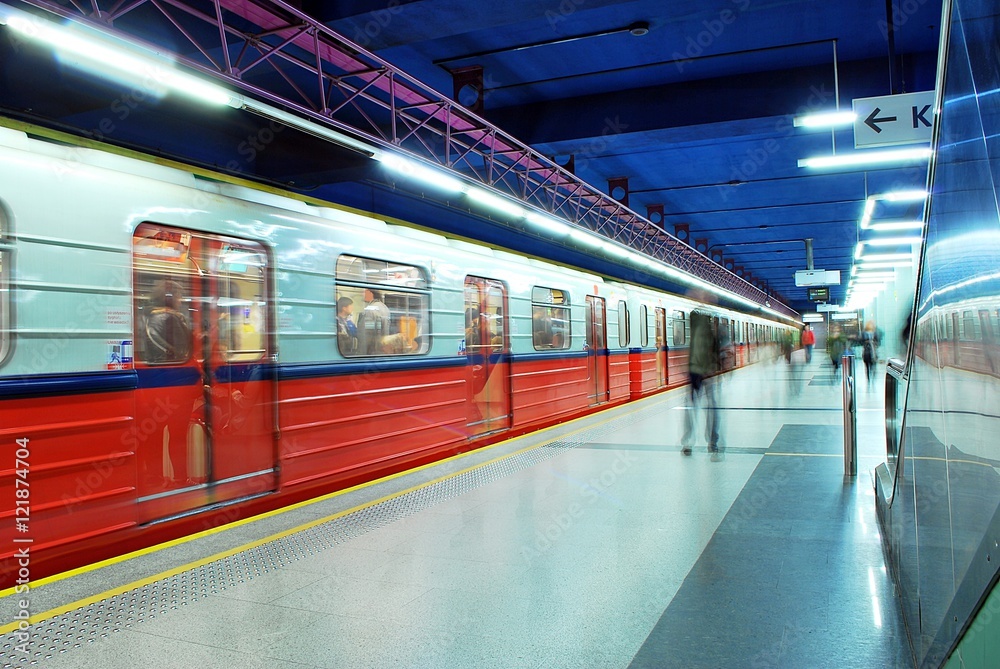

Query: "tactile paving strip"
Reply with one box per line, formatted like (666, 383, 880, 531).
(0, 400, 670, 667)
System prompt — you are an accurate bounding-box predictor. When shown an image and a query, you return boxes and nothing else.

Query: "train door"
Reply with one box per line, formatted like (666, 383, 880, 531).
(585, 295, 609, 405)
(464, 277, 511, 436)
(133, 224, 276, 523)
(655, 307, 667, 387)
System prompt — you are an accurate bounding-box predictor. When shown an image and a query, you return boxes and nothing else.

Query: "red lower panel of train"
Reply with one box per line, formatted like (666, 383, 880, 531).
(0, 346, 764, 588)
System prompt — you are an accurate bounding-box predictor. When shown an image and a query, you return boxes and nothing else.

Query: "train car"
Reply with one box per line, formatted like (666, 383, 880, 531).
(0, 124, 794, 586)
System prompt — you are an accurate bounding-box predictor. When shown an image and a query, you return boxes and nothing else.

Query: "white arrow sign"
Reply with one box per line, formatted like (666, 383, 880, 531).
(853, 91, 935, 149)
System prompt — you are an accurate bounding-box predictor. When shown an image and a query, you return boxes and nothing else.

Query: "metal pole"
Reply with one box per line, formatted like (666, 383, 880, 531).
(842, 352, 857, 477)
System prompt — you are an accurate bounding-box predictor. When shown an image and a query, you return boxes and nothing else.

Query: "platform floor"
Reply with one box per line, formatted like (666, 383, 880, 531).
(0, 353, 912, 669)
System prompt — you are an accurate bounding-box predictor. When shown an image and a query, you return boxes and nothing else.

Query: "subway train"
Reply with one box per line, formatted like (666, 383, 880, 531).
(0, 124, 795, 586)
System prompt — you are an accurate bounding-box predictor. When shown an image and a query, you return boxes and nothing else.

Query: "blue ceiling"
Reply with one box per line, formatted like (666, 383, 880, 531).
(0, 0, 943, 314)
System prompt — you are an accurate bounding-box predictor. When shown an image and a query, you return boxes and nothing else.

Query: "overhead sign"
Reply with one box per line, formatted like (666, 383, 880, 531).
(795, 269, 841, 287)
(817, 303, 842, 312)
(853, 91, 935, 149)
(808, 287, 830, 302)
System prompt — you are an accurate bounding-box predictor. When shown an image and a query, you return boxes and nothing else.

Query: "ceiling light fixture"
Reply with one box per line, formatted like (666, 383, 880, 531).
(2, 8, 235, 107)
(862, 236, 923, 247)
(799, 147, 933, 169)
(0, 3, 382, 158)
(883, 189, 929, 202)
(793, 111, 857, 128)
(859, 259, 912, 268)
(467, 187, 526, 217)
(869, 220, 924, 232)
(525, 212, 572, 236)
(858, 253, 914, 262)
(381, 154, 466, 192)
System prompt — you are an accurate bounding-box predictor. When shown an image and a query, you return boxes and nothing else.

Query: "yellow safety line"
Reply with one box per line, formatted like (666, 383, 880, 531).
(764, 452, 842, 457)
(0, 396, 661, 634)
(910, 455, 997, 468)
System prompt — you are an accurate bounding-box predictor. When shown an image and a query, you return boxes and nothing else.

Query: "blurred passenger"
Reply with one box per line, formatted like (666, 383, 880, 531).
(681, 291, 722, 455)
(802, 325, 816, 363)
(827, 325, 847, 376)
(142, 279, 192, 364)
(861, 320, 879, 389)
(780, 329, 793, 364)
(357, 288, 390, 354)
(336, 296, 357, 354)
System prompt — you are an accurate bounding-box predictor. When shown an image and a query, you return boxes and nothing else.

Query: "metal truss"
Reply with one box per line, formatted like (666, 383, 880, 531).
(19, 0, 795, 316)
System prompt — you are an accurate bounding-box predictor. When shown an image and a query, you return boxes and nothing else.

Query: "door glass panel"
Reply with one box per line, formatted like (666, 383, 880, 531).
(217, 245, 267, 363)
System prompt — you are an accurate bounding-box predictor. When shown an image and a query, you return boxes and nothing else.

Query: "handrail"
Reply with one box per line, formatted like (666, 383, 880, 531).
(14, 0, 797, 316)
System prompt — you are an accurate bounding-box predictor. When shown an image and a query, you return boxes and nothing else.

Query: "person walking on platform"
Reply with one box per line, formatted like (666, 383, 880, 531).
(827, 325, 847, 376)
(802, 325, 816, 363)
(681, 291, 723, 456)
(861, 320, 879, 389)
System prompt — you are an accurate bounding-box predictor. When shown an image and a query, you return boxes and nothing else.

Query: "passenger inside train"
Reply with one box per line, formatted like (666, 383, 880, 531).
(140, 279, 193, 364)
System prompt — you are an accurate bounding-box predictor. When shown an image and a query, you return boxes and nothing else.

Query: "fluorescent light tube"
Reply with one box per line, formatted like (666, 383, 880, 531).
(4, 11, 235, 106)
(793, 111, 856, 128)
(883, 189, 928, 202)
(525, 212, 572, 236)
(869, 221, 924, 232)
(467, 188, 525, 217)
(799, 147, 933, 169)
(381, 154, 465, 192)
(862, 236, 922, 247)
(569, 229, 603, 248)
(859, 260, 911, 268)
(859, 253, 914, 262)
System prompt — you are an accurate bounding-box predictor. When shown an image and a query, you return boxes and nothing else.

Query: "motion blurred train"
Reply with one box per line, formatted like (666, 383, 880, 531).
(0, 125, 795, 585)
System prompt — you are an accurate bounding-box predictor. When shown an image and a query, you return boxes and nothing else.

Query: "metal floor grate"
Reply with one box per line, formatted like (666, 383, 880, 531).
(0, 400, 668, 667)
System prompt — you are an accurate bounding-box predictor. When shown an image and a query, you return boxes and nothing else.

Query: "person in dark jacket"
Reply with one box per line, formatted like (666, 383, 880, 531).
(681, 291, 723, 455)
(142, 279, 192, 364)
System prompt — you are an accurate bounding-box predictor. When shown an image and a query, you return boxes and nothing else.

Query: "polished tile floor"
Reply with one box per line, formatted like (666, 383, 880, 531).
(1, 352, 912, 668)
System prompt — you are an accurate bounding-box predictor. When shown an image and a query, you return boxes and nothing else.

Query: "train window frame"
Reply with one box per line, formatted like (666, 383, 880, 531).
(217, 243, 268, 364)
(132, 226, 196, 366)
(617, 300, 629, 348)
(0, 209, 9, 366)
(672, 311, 687, 346)
(335, 254, 430, 358)
(962, 310, 976, 341)
(531, 286, 571, 350)
(639, 305, 649, 347)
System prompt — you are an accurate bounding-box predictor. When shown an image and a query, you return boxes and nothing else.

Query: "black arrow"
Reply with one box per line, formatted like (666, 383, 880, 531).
(865, 107, 897, 133)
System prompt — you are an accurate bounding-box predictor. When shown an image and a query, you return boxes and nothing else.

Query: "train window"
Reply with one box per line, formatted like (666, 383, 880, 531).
(672, 311, 687, 346)
(335, 255, 429, 357)
(640, 305, 649, 347)
(0, 211, 8, 365)
(133, 227, 195, 365)
(655, 308, 665, 349)
(464, 276, 506, 353)
(531, 286, 570, 350)
(979, 310, 995, 344)
(217, 244, 267, 363)
(962, 311, 976, 340)
(617, 300, 629, 347)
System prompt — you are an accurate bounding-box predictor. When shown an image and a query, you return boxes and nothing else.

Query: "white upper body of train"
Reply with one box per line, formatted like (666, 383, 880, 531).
(0, 125, 789, 378)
